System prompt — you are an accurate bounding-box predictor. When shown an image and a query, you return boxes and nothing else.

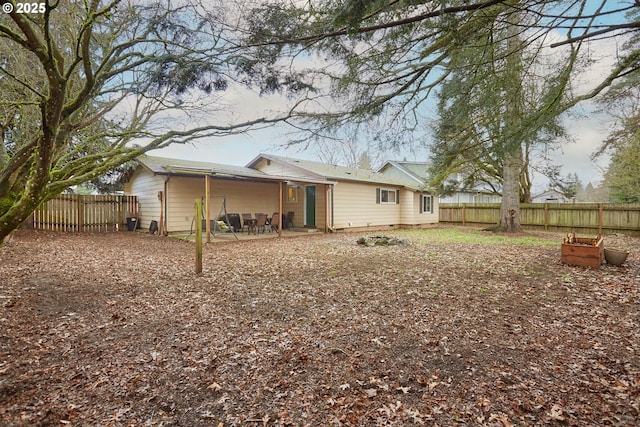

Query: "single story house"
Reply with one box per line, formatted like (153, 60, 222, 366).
(249, 154, 438, 231)
(438, 189, 502, 205)
(123, 154, 439, 234)
(531, 189, 572, 203)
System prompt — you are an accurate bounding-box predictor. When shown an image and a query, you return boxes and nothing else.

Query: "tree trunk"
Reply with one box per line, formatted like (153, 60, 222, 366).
(0, 196, 39, 244)
(494, 6, 523, 233)
(496, 148, 522, 232)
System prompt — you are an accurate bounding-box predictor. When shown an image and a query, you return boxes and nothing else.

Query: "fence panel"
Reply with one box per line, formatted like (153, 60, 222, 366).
(31, 194, 138, 232)
(439, 203, 640, 236)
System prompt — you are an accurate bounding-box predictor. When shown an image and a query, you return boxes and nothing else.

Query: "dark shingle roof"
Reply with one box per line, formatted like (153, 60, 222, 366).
(138, 155, 271, 180)
(136, 155, 333, 184)
(250, 154, 421, 189)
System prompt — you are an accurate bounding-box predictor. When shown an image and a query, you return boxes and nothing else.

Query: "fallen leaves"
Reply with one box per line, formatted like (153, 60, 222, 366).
(0, 228, 638, 425)
(550, 403, 565, 421)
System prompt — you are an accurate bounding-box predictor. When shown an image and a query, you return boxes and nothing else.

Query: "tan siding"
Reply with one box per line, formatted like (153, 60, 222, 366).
(318, 184, 330, 230)
(332, 182, 401, 228)
(412, 192, 439, 225)
(426, 196, 439, 224)
(212, 179, 281, 220)
(126, 168, 164, 230)
(165, 176, 204, 232)
(399, 189, 415, 224)
(165, 176, 281, 232)
(283, 185, 304, 228)
(331, 184, 438, 229)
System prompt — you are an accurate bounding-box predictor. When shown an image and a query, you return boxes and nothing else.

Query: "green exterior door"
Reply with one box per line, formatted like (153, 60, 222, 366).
(305, 186, 316, 226)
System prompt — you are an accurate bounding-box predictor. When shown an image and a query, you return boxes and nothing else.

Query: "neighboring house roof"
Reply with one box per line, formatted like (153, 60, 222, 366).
(248, 154, 423, 190)
(134, 155, 334, 185)
(532, 189, 570, 202)
(379, 160, 502, 196)
(378, 160, 430, 185)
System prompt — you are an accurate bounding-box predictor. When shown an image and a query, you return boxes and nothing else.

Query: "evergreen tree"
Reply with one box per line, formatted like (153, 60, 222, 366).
(241, 0, 638, 231)
(604, 137, 640, 203)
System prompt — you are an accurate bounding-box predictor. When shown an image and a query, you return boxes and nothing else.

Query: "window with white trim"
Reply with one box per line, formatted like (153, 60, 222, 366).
(420, 194, 433, 214)
(376, 188, 398, 204)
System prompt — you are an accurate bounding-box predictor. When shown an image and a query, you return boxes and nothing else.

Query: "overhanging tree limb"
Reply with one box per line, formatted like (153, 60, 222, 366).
(0, 0, 311, 243)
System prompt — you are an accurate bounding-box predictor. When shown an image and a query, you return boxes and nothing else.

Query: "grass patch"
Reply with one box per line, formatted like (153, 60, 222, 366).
(395, 227, 558, 246)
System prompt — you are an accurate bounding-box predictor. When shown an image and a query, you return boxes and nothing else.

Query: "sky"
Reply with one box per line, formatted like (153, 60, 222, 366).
(149, 91, 613, 197)
(149, 106, 611, 194)
(147, 2, 627, 196)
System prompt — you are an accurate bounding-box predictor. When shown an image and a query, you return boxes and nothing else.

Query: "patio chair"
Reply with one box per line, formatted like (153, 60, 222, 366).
(270, 212, 281, 232)
(241, 213, 253, 232)
(256, 213, 268, 233)
(285, 211, 294, 229)
(256, 212, 272, 230)
(226, 213, 242, 232)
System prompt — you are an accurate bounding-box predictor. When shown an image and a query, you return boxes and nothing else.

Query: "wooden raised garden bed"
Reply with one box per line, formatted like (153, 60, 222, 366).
(560, 233, 603, 268)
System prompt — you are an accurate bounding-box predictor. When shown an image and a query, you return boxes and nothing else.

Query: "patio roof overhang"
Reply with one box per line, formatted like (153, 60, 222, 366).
(159, 165, 336, 240)
(162, 164, 336, 186)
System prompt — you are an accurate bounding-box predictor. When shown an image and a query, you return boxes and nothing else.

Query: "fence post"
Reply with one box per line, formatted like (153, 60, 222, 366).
(77, 195, 84, 231)
(117, 196, 123, 231)
(598, 203, 603, 236)
(462, 203, 466, 226)
(544, 203, 549, 231)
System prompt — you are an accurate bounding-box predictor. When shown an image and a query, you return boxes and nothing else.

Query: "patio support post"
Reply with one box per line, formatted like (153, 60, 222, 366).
(205, 176, 211, 243)
(195, 198, 203, 274)
(278, 180, 283, 237)
(158, 191, 164, 236)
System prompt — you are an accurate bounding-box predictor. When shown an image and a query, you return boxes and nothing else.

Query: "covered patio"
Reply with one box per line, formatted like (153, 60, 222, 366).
(171, 226, 323, 244)
(124, 156, 335, 238)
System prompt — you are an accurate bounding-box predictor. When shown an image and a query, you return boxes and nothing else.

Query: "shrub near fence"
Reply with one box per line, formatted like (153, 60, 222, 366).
(30, 194, 138, 232)
(439, 203, 640, 236)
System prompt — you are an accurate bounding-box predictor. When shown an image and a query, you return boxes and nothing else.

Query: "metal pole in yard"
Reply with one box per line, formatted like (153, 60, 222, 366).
(195, 198, 203, 274)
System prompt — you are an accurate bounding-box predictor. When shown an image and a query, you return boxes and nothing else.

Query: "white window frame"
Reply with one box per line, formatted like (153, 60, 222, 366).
(420, 194, 433, 214)
(380, 188, 396, 204)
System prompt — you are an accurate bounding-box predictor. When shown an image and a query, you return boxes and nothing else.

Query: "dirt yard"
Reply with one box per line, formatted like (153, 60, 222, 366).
(0, 228, 638, 426)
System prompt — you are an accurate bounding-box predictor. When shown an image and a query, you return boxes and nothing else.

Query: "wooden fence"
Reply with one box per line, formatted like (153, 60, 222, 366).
(30, 194, 138, 232)
(439, 203, 640, 236)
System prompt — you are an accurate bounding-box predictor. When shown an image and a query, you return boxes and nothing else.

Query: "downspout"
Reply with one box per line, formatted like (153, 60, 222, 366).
(327, 184, 336, 233)
(324, 184, 328, 233)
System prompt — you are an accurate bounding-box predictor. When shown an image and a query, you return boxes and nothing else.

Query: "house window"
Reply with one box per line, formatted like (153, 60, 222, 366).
(420, 194, 433, 214)
(376, 188, 398, 204)
(287, 186, 297, 203)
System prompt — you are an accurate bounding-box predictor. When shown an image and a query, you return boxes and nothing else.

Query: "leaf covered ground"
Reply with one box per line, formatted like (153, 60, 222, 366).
(0, 228, 638, 426)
